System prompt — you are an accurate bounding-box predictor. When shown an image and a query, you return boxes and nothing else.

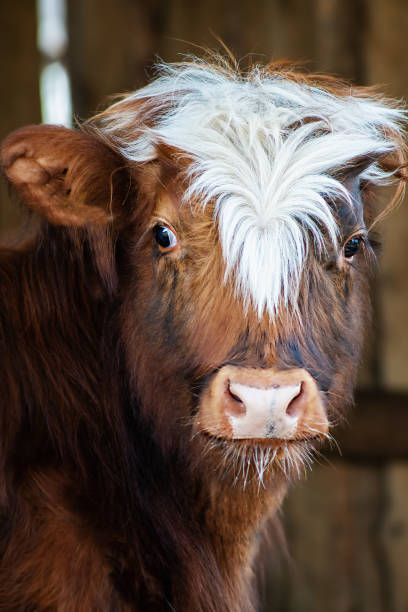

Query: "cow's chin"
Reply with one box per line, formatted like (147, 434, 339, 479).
(194, 428, 328, 486)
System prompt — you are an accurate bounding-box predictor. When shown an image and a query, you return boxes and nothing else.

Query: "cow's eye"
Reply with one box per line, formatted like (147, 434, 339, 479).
(344, 236, 361, 259)
(154, 225, 178, 252)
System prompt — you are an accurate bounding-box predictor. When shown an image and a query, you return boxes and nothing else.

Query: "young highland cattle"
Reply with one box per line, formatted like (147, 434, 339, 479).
(0, 57, 406, 610)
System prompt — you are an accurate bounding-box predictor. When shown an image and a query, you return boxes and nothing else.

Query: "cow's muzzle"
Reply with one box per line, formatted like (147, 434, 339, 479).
(195, 365, 329, 441)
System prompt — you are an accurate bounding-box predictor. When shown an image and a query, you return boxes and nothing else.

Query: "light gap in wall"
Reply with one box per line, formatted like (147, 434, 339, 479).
(37, 0, 72, 127)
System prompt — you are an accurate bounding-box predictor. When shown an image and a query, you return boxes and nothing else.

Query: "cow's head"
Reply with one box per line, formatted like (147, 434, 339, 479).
(2, 59, 406, 485)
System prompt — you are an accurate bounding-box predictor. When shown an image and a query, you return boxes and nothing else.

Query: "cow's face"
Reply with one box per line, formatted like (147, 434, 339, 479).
(99, 59, 405, 482)
(118, 155, 374, 481)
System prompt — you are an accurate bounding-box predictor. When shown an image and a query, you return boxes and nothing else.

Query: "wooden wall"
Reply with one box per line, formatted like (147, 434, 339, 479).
(263, 461, 408, 612)
(1, 1, 407, 610)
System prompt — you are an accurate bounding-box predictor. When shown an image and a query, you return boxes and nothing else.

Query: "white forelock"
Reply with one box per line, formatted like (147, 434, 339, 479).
(98, 59, 406, 317)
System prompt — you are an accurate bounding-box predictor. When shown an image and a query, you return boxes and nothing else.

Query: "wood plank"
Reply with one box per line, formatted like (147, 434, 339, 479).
(263, 461, 408, 611)
(0, 1, 41, 232)
(332, 391, 408, 460)
(263, 462, 385, 612)
(314, 0, 365, 80)
(382, 463, 408, 611)
(364, 0, 408, 391)
(163, 0, 317, 66)
(67, 0, 163, 120)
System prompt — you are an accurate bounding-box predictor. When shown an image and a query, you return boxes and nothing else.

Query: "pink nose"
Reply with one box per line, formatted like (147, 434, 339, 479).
(227, 378, 302, 438)
(196, 365, 328, 441)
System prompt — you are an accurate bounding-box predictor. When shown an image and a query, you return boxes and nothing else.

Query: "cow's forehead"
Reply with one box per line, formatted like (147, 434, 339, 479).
(99, 61, 406, 317)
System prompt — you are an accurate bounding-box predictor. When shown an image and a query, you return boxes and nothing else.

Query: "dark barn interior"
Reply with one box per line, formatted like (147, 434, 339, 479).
(1, 1, 408, 610)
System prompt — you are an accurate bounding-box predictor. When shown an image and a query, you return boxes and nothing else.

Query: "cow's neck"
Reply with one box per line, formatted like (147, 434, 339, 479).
(119, 417, 286, 610)
(195, 464, 287, 595)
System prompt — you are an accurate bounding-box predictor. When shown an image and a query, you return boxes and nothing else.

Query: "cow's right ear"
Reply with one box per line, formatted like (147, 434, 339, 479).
(1, 124, 128, 226)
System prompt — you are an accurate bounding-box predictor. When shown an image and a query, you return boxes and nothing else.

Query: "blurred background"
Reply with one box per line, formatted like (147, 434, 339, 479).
(1, 1, 407, 610)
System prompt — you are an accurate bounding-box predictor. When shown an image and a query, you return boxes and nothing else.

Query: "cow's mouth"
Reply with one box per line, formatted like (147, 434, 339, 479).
(196, 429, 328, 484)
(198, 427, 327, 448)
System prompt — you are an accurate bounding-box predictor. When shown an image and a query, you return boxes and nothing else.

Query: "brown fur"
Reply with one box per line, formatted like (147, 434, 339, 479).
(0, 59, 406, 610)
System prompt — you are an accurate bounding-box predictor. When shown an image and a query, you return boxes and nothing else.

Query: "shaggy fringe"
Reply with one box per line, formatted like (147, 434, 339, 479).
(91, 54, 407, 317)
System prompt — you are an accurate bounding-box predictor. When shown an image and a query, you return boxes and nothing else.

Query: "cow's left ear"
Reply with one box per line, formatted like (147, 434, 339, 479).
(335, 154, 383, 193)
(1, 124, 128, 226)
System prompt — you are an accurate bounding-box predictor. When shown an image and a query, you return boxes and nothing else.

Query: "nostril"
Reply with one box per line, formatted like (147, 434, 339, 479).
(225, 382, 246, 416)
(229, 388, 243, 404)
(286, 381, 304, 418)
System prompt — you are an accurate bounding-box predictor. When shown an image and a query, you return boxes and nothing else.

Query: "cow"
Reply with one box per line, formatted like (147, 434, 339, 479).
(0, 55, 406, 611)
